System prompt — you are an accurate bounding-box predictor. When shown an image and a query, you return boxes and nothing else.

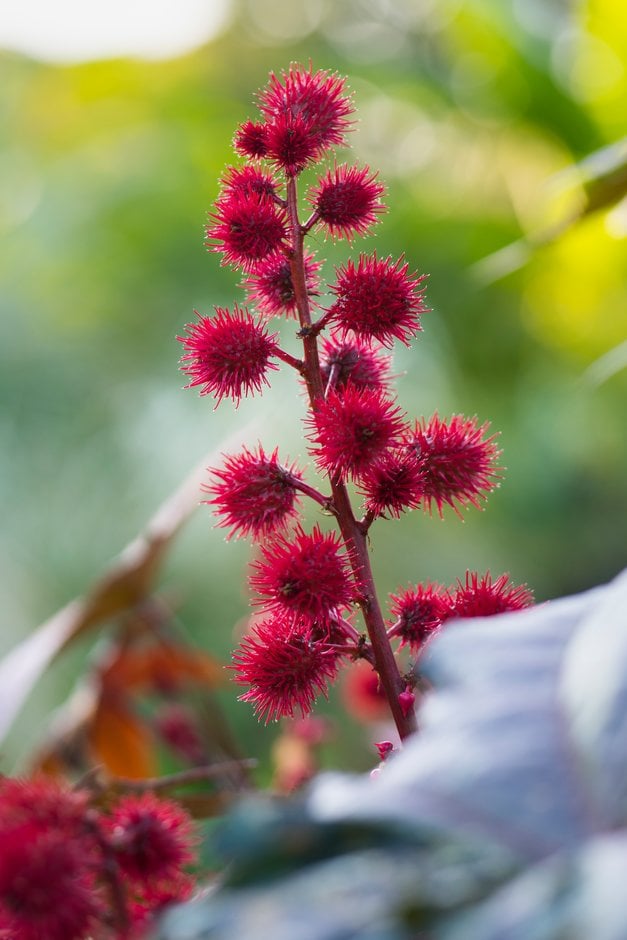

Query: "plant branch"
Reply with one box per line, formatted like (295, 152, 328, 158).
(302, 209, 319, 233)
(358, 508, 377, 534)
(386, 617, 402, 640)
(333, 616, 362, 643)
(84, 811, 130, 933)
(290, 478, 336, 514)
(274, 346, 305, 372)
(312, 310, 334, 334)
(286, 176, 417, 741)
(104, 761, 258, 794)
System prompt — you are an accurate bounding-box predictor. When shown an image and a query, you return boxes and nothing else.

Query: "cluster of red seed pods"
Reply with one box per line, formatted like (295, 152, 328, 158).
(178, 64, 532, 741)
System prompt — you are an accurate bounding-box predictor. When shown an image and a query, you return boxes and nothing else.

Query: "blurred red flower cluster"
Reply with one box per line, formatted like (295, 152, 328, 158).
(0, 776, 196, 939)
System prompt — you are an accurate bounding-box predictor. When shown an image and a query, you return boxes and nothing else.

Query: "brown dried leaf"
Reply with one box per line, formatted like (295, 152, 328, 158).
(90, 695, 157, 779)
(102, 642, 223, 693)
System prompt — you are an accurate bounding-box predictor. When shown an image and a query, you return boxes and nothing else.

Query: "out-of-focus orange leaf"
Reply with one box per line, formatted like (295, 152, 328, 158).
(90, 696, 157, 779)
(149, 644, 224, 689)
(96, 643, 154, 690)
(34, 752, 68, 778)
(27, 632, 234, 780)
(103, 642, 223, 693)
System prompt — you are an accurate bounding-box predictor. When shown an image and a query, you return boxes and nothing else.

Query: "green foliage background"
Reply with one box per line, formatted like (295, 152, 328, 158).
(1, 0, 626, 769)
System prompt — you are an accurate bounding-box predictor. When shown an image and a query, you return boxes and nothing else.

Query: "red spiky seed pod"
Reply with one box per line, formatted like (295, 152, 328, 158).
(243, 251, 321, 319)
(405, 413, 501, 517)
(307, 386, 406, 481)
(388, 583, 452, 651)
(329, 253, 428, 347)
(0, 777, 104, 940)
(0, 776, 89, 834)
(178, 306, 279, 406)
(206, 190, 287, 269)
(263, 113, 323, 177)
(218, 164, 278, 201)
(358, 448, 425, 519)
(320, 334, 392, 393)
(309, 164, 385, 240)
(233, 614, 341, 723)
(105, 793, 195, 888)
(205, 445, 304, 540)
(258, 65, 354, 160)
(449, 571, 534, 618)
(0, 822, 101, 940)
(128, 875, 195, 937)
(249, 525, 354, 619)
(233, 119, 269, 159)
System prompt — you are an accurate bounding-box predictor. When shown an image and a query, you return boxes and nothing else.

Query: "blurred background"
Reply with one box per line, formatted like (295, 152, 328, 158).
(1, 0, 626, 775)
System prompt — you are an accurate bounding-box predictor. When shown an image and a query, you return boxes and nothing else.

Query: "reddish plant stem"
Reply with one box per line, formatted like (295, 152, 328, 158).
(274, 346, 304, 372)
(286, 177, 417, 741)
(302, 209, 319, 232)
(84, 811, 129, 933)
(386, 618, 403, 640)
(311, 310, 335, 334)
(290, 478, 336, 514)
(358, 508, 377, 534)
(285, 179, 323, 402)
(333, 616, 363, 643)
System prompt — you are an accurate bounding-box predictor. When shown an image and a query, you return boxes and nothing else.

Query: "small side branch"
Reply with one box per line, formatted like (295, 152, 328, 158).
(84, 812, 129, 933)
(301, 210, 320, 233)
(357, 509, 377, 534)
(386, 618, 402, 640)
(108, 761, 258, 793)
(300, 311, 333, 339)
(274, 347, 305, 372)
(291, 478, 337, 515)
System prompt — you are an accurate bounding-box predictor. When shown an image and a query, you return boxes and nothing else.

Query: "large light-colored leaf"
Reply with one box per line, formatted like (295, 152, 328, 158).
(310, 579, 619, 859)
(157, 570, 627, 939)
(441, 832, 627, 940)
